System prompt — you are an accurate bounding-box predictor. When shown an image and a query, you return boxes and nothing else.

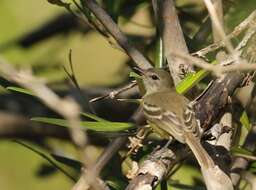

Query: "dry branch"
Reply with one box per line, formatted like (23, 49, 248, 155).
(193, 10, 256, 57)
(83, 0, 152, 70)
(125, 145, 181, 190)
(158, 0, 194, 85)
(0, 57, 108, 190)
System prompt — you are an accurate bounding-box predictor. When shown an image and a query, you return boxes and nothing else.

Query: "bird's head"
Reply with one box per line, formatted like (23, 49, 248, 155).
(134, 67, 174, 94)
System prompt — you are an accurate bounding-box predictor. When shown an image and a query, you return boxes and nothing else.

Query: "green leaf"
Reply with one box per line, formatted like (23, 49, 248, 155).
(51, 154, 82, 172)
(106, 177, 127, 190)
(240, 111, 251, 131)
(176, 69, 209, 94)
(249, 161, 256, 173)
(129, 71, 141, 79)
(6, 86, 34, 96)
(80, 112, 107, 122)
(31, 117, 134, 132)
(47, 0, 71, 10)
(13, 140, 76, 182)
(176, 60, 218, 94)
(231, 146, 253, 156)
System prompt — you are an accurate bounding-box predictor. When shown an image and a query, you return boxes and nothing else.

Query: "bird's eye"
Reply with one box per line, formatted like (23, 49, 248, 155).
(150, 74, 159, 80)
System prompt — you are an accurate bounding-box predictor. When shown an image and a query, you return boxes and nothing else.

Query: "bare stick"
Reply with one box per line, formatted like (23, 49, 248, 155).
(172, 52, 256, 76)
(203, 0, 235, 55)
(0, 59, 85, 147)
(193, 10, 256, 57)
(90, 81, 137, 102)
(158, 0, 194, 85)
(83, 0, 152, 70)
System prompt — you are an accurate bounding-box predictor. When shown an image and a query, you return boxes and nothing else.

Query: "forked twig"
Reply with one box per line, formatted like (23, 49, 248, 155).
(193, 10, 256, 57)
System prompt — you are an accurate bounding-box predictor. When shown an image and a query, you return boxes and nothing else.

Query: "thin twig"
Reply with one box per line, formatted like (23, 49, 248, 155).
(89, 81, 137, 102)
(172, 52, 256, 76)
(193, 10, 256, 57)
(83, 0, 152, 70)
(0, 57, 107, 190)
(203, 0, 235, 55)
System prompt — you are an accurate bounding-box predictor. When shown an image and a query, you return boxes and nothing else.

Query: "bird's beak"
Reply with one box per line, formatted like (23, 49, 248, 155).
(133, 67, 147, 76)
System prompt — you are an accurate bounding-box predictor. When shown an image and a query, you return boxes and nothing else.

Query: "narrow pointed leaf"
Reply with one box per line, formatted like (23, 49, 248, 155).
(7, 86, 34, 96)
(13, 140, 76, 182)
(240, 111, 251, 131)
(176, 69, 209, 94)
(176, 60, 218, 94)
(51, 154, 82, 171)
(80, 112, 107, 122)
(129, 71, 141, 79)
(231, 146, 253, 156)
(31, 117, 134, 132)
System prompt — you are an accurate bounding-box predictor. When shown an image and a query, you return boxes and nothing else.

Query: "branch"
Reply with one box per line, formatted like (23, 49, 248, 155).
(195, 71, 244, 130)
(0, 57, 107, 190)
(158, 0, 194, 85)
(193, 10, 256, 57)
(125, 145, 182, 190)
(0, 111, 70, 139)
(211, 0, 224, 44)
(203, 0, 235, 55)
(172, 52, 256, 76)
(83, 0, 152, 70)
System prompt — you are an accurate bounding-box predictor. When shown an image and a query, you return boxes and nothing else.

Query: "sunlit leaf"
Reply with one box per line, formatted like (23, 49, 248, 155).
(31, 117, 134, 132)
(176, 69, 209, 94)
(240, 111, 251, 131)
(129, 71, 141, 79)
(176, 60, 218, 94)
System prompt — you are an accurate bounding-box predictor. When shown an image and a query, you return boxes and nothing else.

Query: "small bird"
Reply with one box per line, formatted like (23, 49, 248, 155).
(135, 67, 212, 168)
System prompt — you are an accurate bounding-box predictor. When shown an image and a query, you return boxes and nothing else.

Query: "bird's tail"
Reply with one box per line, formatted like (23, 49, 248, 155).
(185, 132, 214, 169)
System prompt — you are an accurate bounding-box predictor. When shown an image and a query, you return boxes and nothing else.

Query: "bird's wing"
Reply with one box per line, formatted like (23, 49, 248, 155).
(182, 102, 201, 139)
(143, 101, 185, 143)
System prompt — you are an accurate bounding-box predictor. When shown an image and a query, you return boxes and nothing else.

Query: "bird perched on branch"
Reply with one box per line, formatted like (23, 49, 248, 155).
(135, 67, 212, 168)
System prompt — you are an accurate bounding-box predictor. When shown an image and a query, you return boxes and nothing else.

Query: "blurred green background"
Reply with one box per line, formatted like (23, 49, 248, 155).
(0, 1, 154, 189)
(1, 0, 256, 189)
(0, 1, 127, 189)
